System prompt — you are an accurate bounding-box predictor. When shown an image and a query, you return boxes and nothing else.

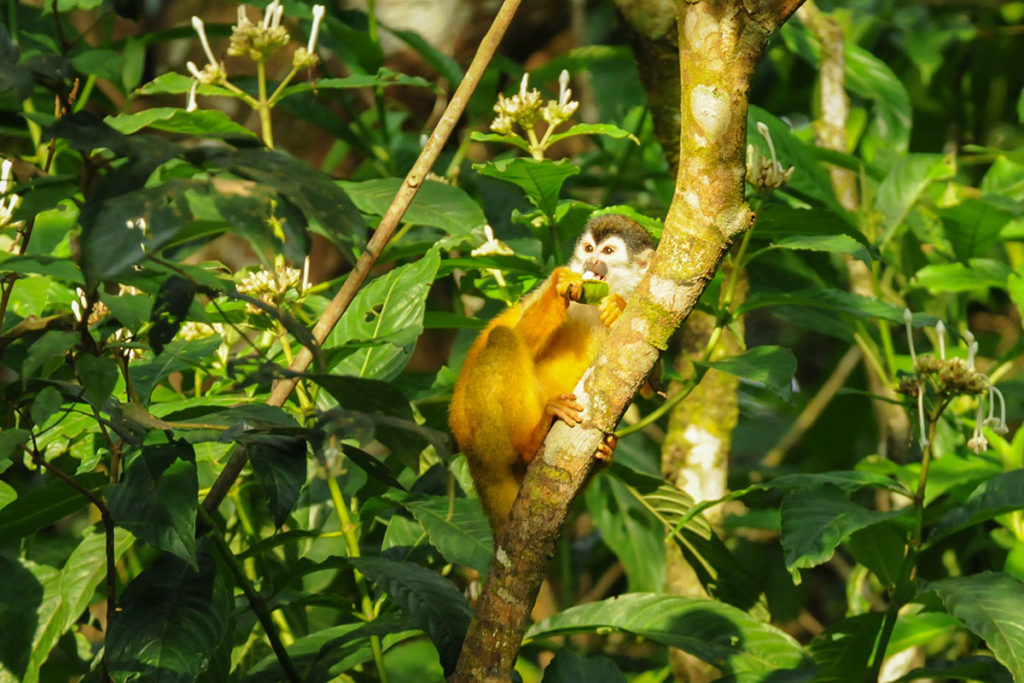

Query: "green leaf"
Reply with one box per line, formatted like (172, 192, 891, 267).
(135, 72, 235, 97)
(107, 550, 230, 682)
(22, 330, 78, 381)
(278, 68, 435, 98)
(244, 435, 307, 528)
(0, 429, 30, 462)
(875, 154, 956, 248)
(350, 556, 473, 676)
(0, 557, 53, 683)
(337, 178, 486, 235)
(695, 346, 797, 401)
(846, 522, 906, 587)
(130, 336, 221, 406)
(737, 288, 918, 323)
(892, 655, 1012, 682)
(546, 122, 640, 146)
(71, 48, 124, 82)
(106, 442, 199, 567)
(922, 572, 1024, 681)
(928, 470, 1024, 545)
(752, 205, 872, 261)
(526, 593, 808, 677)
(780, 484, 908, 583)
(913, 259, 1011, 293)
(80, 179, 198, 286)
(940, 198, 1014, 262)
(844, 43, 913, 169)
(30, 386, 63, 426)
(473, 158, 580, 218)
(887, 611, 962, 658)
(468, 131, 532, 153)
(105, 107, 258, 138)
(148, 275, 196, 356)
(543, 649, 625, 683)
(388, 29, 463, 85)
(326, 247, 440, 380)
(75, 353, 119, 410)
(586, 473, 666, 593)
(807, 613, 883, 682)
(0, 255, 83, 284)
(404, 496, 492, 575)
(0, 473, 106, 546)
(0, 482, 14, 512)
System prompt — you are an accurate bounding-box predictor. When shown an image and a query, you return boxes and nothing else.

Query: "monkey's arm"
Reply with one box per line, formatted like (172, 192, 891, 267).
(515, 267, 583, 354)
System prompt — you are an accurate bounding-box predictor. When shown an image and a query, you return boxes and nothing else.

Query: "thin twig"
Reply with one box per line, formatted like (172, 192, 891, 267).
(201, 0, 526, 518)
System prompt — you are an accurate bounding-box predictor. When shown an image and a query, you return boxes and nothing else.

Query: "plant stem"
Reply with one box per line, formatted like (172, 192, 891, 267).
(200, 508, 302, 683)
(256, 60, 275, 149)
(326, 471, 389, 683)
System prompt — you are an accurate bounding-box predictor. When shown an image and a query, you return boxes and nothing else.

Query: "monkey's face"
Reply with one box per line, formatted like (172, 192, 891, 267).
(569, 227, 654, 298)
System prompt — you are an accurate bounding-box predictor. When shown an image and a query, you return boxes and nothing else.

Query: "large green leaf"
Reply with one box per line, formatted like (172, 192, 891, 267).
(940, 198, 1014, 263)
(695, 346, 797, 402)
(75, 353, 119, 410)
(473, 158, 580, 218)
(922, 573, 1024, 680)
(326, 247, 440, 380)
(526, 594, 809, 679)
(913, 259, 1011, 294)
(337, 177, 486, 235)
(737, 288, 916, 323)
(106, 441, 199, 567)
(0, 255, 83, 284)
(585, 473, 666, 593)
(750, 205, 872, 264)
(875, 154, 956, 248)
(807, 613, 883, 682)
(928, 470, 1024, 545)
(350, 556, 472, 676)
(403, 496, 492, 575)
(105, 107, 257, 138)
(106, 551, 230, 683)
(844, 43, 913, 169)
(0, 472, 106, 546)
(780, 485, 909, 583)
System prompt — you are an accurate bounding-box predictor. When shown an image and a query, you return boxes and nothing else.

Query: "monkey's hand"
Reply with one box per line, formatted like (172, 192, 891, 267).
(595, 433, 618, 462)
(547, 392, 583, 426)
(553, 268, 585, 304)
(598, 293, 627, 327)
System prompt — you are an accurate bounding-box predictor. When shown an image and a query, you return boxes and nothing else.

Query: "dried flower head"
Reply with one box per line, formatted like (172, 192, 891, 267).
(746, 122, 794, 192)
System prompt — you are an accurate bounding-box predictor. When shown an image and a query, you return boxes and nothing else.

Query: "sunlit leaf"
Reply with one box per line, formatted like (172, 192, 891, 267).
(695, 346, 797, 401)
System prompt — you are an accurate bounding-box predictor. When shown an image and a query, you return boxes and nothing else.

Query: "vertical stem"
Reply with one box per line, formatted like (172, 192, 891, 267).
(257, 60, 275, 149)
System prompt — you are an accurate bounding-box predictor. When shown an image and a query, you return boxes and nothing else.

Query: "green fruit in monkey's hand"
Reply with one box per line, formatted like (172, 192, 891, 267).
(580, 280, 610, 304)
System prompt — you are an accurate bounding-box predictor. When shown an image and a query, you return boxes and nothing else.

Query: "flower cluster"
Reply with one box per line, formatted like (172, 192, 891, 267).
(470, 224, 514, 288)
(237, 257, 308, 311)
(897, 310, 1008, 452)
(185, 2, 325, 113)
(489, 71, 580, 158)
(746, 121, 794, 192)
(1, 158, 21, 229)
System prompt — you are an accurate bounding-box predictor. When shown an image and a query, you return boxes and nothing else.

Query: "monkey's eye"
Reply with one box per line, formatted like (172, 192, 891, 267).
(602, 246, 614, 255)
(584, 244, 594, 253)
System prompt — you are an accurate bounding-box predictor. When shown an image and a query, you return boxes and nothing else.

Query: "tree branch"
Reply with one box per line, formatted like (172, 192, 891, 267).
(200, 0, 524, 518)
(453, 1, 803, 678)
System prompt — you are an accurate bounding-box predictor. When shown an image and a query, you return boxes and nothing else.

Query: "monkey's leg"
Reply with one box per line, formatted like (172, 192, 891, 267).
(520, 393, 584, 463)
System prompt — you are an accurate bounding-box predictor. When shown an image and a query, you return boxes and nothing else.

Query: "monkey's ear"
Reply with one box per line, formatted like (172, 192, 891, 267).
(637, 248, 655, 271)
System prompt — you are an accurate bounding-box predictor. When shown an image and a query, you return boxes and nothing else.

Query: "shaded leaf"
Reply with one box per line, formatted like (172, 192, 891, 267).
(404, 496, 492, 575)
(148, 275, 196, 356)
(473, 158, 580, 218)
(922, 573, 1024, 681)
(892, 655, 1012, 682)
(106, 441, 199, 567)
(542, 649, 625, 683)
(0, 255, 82, 284)
(807, 613, 882, 682)
(846, 522, 906, 587)
(350, 556, 472, 676)
(737, 288, 916, 323)
(0, 473, 106, 546)
(586, 473, 666, 593)
(527, 593, 808, 677)
(780, 485, 909, 583)
(875, 154, 956, 248)
(244, 434, 307, 528)
(107, 550, 230, 682)
(940, 198, 1014, 262)
(75, 353, 119, 410)
(928, 470, 1024, 545)
(338, 178, 486, 235)
(695, 346, 797, 402)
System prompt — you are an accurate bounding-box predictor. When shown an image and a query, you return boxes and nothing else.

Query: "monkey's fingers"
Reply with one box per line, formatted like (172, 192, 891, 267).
(598, 294, 626, 327)
(547, 393, 584, 426)
(555, 269, 585, 302)
(595, 433, 618, 462)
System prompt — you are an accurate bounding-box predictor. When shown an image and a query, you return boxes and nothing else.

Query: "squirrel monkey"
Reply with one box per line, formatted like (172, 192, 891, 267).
(449, 214, 656, 537)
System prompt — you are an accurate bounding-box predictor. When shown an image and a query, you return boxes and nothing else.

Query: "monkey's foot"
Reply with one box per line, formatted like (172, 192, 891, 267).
(595, 433, 618, 462)
(554, 268, 584, 303)
(546, 393, 583, 426)
(598, 293, 627, 327)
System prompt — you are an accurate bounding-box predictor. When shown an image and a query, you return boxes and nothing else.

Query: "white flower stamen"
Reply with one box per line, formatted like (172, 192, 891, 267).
(904, 309, 917, 365)
(308, 5, 325, 53)
(964, 330, 977, 370)
(186, 79, 199, 112)
(935, 320, 946, 360)
(917, 384, 929, 448)
(191, 16, 218, 68)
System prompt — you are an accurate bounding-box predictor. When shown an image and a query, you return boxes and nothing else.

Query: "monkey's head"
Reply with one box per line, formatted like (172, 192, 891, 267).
(569, 214, 656, 298)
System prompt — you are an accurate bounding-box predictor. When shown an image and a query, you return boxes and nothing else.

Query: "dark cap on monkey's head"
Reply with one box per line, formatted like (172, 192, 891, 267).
(581, 214, 655, 253)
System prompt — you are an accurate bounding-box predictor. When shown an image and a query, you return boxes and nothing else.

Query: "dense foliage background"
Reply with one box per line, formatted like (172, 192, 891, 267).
(1, 0, 1023, 681)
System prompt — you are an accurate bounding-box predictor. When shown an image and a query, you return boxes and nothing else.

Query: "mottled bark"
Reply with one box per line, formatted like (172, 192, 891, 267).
(453, 2, 804, 680)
